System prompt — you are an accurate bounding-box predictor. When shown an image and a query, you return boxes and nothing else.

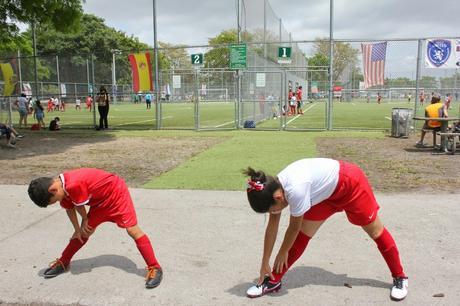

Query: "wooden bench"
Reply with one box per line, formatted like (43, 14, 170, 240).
(437, 132, 460, 154)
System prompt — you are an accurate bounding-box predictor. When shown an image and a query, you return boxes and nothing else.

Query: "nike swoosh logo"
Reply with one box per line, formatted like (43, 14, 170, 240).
(368, 212, 375, 220)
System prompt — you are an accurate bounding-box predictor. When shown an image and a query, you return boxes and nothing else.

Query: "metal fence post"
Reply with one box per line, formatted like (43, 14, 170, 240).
(91, 53, 96, 128)
(327, 0, 334, 131)
(414, 39, 422, 117)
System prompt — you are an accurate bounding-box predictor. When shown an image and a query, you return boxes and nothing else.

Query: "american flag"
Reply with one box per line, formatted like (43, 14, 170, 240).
(361, 42, 387, 89)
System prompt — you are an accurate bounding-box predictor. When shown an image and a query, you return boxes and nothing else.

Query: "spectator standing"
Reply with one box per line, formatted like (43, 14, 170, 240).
(34, 100, 46, 129)
(96, 86, 110, 130)
(15, 93, 29, 128)
(145, 92, 152, 110)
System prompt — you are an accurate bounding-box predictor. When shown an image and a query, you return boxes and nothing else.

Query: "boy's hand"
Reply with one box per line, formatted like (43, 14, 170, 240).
(80, 218, 94, 237)
(71, 229, 84, 243)
(259, 262, 274, 285)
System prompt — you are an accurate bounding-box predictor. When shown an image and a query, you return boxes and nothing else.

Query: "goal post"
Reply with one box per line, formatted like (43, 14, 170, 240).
(200, 88, 229, 101)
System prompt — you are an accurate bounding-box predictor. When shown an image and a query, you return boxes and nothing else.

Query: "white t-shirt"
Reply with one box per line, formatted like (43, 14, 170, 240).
(18, 96, 28, 109)
(277, 158, 340, 217)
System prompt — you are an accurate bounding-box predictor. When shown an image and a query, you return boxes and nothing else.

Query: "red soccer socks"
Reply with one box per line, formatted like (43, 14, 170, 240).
(135, 234, 161, 268)
(271, 231, 311, 283)
(59, 237, 89, 266)
(374, 227, 406, 278)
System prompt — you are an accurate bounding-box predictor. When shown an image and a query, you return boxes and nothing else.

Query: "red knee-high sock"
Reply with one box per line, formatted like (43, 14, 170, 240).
(271, 231, 311, 283)
(59, 237, 89, 266)
(135, 234, 161, 268)
(374, 228, 406, 278)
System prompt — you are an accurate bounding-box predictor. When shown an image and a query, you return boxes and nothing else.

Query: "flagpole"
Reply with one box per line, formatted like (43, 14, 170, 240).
(153, 0, 161, 129)
(327, 0, 334, 130)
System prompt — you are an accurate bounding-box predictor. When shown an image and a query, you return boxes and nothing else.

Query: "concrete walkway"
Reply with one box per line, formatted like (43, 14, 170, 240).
(0, 185, 459, 305)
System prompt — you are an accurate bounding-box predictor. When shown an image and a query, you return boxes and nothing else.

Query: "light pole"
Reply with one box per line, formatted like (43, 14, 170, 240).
(111, 49, 121, 104)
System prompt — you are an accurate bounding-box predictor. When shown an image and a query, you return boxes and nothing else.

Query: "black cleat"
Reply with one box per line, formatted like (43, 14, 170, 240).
(145, 266, 163, 289)
(43, 259, 68, 279)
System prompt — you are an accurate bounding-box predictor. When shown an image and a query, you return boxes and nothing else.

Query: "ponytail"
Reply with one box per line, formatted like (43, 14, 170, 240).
(243, 167, 281, 213)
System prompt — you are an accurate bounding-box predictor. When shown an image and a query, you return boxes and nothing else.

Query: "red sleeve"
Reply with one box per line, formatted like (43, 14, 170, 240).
(65, 181, 90, 206)
(60, 197, 74, 209)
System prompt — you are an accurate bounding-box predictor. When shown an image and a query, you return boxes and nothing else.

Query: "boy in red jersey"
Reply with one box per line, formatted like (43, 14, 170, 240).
(28, 168, 162, 289)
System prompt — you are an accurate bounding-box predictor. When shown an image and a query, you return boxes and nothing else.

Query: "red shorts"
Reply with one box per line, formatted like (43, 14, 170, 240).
(303, 161, 379, 226)
(87, 178, 138, 229)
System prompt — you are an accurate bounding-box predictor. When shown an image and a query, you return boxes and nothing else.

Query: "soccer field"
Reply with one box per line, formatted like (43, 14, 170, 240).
(10, 99, 459, 130)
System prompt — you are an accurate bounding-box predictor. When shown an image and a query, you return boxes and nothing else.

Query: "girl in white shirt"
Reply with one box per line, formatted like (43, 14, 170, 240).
(244, 158, 408, 301)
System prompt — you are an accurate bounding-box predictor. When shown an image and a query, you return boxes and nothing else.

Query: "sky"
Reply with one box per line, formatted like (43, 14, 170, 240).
(82, 0, 458, 46)
(82, 0, 458, 78)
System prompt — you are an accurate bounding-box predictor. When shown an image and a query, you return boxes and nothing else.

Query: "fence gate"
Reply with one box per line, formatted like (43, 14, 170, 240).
(240, 70, 283, 130)
(283, 68, 328, 131)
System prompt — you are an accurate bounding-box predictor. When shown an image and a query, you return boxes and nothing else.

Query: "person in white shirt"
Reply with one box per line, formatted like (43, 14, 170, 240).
(75, 97, 81, 111)
(243, 158, 408, 301)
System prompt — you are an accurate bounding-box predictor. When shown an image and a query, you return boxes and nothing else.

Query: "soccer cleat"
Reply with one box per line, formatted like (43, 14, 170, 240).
(390, 277, 408, 301)
(246, 277, 282, 298)
(43, 259, 68, 279)
(145, 266, 163, 289)
(415, 141, 425, 147)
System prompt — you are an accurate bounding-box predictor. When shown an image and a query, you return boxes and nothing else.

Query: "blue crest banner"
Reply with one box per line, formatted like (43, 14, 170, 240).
(425, 39, 459, 68)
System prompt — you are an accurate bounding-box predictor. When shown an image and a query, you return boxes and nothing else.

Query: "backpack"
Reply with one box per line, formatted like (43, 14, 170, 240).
(243, 120, 256, 128)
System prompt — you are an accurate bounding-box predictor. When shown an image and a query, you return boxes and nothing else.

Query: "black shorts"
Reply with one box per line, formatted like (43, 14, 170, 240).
(422, 122, 441, 131)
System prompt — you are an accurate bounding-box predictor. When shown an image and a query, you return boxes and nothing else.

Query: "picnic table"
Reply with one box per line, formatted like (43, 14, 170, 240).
(413, 116, 460, 153)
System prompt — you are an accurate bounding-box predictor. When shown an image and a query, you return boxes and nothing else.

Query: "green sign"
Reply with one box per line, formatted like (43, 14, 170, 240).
(191, 53, 203, 65)
(278, 47, 292, 58)
(278, 47, 292, 64)
(229, 44, 247, 69)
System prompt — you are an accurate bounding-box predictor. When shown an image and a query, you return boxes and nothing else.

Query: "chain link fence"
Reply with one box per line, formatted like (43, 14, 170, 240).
(1, 39, 459, 131)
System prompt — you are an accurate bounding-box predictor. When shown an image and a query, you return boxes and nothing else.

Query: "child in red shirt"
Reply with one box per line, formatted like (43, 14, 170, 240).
(28, 168, 162, 289)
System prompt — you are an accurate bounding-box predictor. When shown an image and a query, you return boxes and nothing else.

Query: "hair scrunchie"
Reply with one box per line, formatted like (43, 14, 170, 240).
(247, 180, 264, 192)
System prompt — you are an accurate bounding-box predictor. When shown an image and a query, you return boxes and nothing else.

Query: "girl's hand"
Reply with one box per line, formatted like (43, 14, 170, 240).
(71, 229, 84, 243)
(80, 218, 94, 237)
(259, 263, 274, 284)
(274, 251, 289, 274)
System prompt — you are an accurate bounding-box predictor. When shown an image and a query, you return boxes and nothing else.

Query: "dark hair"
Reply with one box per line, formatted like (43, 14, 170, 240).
(28, 177, 54, 208)
(36, 99, 44, 111)
(99, 86, 107, 93)
(54, 117, 60, 121)
(431, 96, 440, 104)
(243, 167, 282, 213)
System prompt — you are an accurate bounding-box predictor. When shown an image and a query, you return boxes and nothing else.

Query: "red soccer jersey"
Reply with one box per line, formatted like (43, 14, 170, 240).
(59, 168, 120, 209)
(296, 89, 302, 101)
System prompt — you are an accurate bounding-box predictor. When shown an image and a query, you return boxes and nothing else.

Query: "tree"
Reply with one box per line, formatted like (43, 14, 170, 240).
(204, 29, 238, 68)
(0, 0, 83, 46)
(33, 14, 151, 85)
(312, 40, 360, 82)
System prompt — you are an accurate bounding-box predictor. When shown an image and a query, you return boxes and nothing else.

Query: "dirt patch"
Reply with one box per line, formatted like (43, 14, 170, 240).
(0, 132, 222, 187)
(316, 134, 460, 193)
(1, 132, 459, 193)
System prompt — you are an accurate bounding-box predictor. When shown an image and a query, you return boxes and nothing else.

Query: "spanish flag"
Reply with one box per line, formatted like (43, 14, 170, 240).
(128, 52, 153, 93)
(0, 63, 16, 96)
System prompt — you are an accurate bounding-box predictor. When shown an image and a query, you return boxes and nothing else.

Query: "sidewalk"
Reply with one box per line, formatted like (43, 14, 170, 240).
(0, 185, 459, 306)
